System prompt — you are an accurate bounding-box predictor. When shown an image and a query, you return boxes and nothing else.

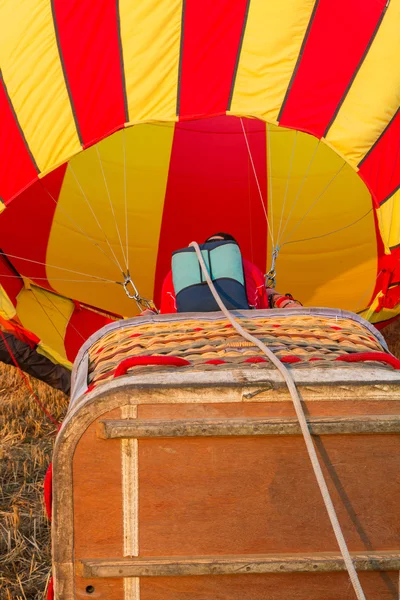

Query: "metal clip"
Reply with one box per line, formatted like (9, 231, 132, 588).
(120, 272, 158, 313)
(265, 246, 280, 289)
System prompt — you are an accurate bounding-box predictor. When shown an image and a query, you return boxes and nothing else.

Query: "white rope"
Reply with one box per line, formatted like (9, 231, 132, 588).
(40, 181, 123, 273)
(123, 129, 130, 273)
(95, 145, 128, 273)
(266, 123, 275, 244)
(30, 287, 67, 345)
(282, 208, 372, 247)
(240, 118, 274, 246)
(278, 139, 320, 246)
(0, 252, 118, 283)
(31, 286, 86, 341)
(0, 274, 115, 283)
(69, 162, 125, 274)
(283, 162, 346, 245)
(276, 131, 298, 246)
(189, 240, 367, 600)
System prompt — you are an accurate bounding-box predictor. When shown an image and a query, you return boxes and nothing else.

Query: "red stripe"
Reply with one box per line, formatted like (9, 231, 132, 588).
(279, 0, 386, 138)
(179, 0, 248, 119)
(359, 109, 400, 205)
(52, 0, 127, 147)
(64, 306, 114, 361)
(0, 165, 67, 289)
(0, 255, 24, 306)
(0, 77, 38, 203)
(154, 116, 268, 306)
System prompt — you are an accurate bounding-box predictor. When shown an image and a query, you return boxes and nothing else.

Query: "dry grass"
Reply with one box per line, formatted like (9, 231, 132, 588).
(0, 365, 68, 600)
(0, 321, 399, 599)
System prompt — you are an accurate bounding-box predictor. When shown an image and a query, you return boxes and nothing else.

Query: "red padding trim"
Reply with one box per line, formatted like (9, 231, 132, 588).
(245, 357, 267, 363)
(44, 463, 52, 521)
(336, 352, 400, 370)
(280, 355, 302, 363)
(114, 356, 191, 378)
(205, 359, 226, 365)
(47, 576, 54, 600)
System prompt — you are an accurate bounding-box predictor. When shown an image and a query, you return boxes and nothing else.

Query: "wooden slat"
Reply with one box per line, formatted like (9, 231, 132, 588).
(97, 415, 400, 439)
(78, 551, 400, 578)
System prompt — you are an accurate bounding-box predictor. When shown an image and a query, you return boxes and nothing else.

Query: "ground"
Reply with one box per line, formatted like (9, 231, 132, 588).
(0, 320, 399, 600)
(0, 369, 67, 600)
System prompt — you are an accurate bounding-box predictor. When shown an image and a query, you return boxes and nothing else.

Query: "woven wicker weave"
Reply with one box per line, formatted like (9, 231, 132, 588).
(87, 313, 388, 388)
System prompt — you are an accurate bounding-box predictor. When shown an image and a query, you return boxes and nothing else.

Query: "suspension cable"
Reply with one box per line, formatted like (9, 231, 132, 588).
(276, 130, 298, 246)
(40, 181, 123, 273)
(95, 145, 128, 273)
(240, 118, 274, 247)
(69, 162, 125, 274)
(278, 139, 320, 245)
(189, 240, 367, 600)
(282, 208, 372, 247)
(266, 123, 275, 244)
(31, 286, 86, 342)
(0, 251, 118, 284)
(123, 129, 130, 273)
(282, 162, 346, 245)
(0, 274, 115, 283)
(30, 287, 69, 346)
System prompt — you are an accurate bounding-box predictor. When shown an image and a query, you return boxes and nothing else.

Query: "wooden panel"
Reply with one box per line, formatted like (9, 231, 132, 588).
(74, 575, 123, 599)
(73, 407, 124, 599)
(98, 415, 400, 439)
(138, 434, 400, 555)
(79, 551, 400, 577)
(138, 400, 400, 419)
(138, 572, 399, 600)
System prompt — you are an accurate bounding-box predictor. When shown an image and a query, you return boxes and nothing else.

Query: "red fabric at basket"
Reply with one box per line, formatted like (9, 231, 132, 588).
(114, 356, 191, 377)
(47, 576, 54, 600)
(44, 463, 52, 521)
(336, 352, 400, 369)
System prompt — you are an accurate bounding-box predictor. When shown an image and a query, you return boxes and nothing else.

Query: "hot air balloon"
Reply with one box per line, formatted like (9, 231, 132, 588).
(0, 0, 400, 367)
(2, 3, 400, 600)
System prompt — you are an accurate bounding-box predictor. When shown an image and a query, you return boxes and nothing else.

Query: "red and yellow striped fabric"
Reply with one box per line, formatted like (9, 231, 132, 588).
(0, 0, 399, 365)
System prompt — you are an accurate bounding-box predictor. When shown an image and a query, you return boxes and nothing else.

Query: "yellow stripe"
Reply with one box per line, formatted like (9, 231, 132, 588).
(16, 286, 74, 361)
(119, 0, 182, 123)
(363, 291, 384, 322)
(266, 125, 377, 313)
(376, 190, 400, 251)
(229, 0, 316, 123)
(0, 0, 81, 172)
(359, 304, 400, 326)
(37, 342, 72, 369)
(325, 0, 400, 166)
(0, 286, 17, 320)
(46, 124, 174, 316)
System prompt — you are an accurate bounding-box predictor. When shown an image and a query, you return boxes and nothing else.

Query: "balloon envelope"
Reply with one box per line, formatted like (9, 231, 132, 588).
(0, 0, 399, 364)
